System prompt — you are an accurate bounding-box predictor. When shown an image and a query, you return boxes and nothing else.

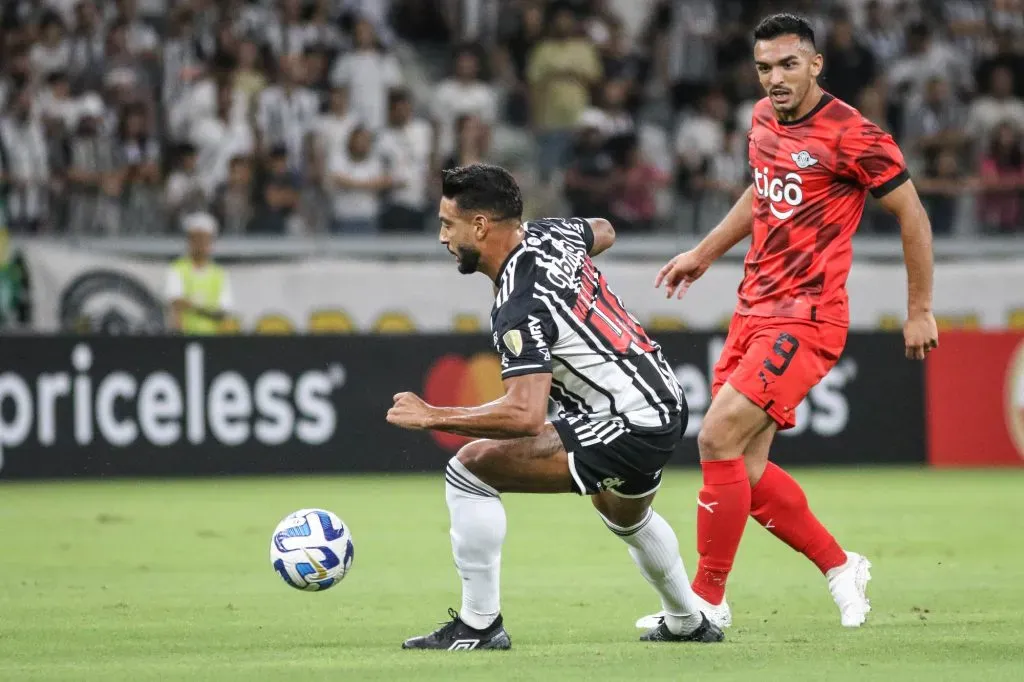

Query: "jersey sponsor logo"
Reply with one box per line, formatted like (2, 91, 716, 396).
(502, 329, 524, 357)
(600, 476, 625, 490)
(753, 167, 804, 220)
(526, 315, 550, 361)
(535, 239, 586, 290)
(790, 150, 819, 169)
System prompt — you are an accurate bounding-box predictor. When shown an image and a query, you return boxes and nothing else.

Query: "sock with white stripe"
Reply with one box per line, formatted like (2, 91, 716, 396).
(601, 508, 704, 635)
(445, 457, 506, 631)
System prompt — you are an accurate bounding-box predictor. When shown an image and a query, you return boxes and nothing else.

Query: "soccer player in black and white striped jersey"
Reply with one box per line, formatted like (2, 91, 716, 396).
(387, 164, 722, 650)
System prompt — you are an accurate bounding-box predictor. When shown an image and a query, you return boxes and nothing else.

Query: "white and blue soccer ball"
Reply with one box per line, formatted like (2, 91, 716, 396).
(270, 508, 354, 592)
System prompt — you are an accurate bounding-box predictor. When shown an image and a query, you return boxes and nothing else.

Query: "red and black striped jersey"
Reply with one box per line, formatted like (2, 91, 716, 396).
(740, 93, 909, 326)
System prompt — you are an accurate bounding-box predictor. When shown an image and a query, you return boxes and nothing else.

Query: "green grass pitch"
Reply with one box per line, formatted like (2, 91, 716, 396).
(1, 468, 1023, 681)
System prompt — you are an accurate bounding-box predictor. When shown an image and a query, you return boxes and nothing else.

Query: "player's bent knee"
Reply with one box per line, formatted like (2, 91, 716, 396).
(592, 492, 653, 529)
(455, 439, 500, 474)
(697, 420, 736, 460)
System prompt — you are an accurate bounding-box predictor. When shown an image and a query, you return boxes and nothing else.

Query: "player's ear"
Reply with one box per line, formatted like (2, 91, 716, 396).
(810, 52, 823, 78)
(473, 214, 489, 240)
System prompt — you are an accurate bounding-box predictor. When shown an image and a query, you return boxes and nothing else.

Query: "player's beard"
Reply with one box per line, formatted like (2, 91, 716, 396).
(769, 77, 812, 119)
(454, 245, 481, 275)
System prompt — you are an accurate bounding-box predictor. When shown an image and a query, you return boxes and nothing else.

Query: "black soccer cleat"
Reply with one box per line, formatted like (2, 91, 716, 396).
(402, 608, 512, 651)
(640, 614, 725, 643)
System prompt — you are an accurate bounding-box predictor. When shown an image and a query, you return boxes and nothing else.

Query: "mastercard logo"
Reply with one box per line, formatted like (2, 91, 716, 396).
(423, 353, 505, 451)
(1005, 339, 1024, 460)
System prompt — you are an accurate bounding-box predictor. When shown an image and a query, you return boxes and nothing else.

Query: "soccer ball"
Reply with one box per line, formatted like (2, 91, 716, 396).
(270, 508, 354, 591)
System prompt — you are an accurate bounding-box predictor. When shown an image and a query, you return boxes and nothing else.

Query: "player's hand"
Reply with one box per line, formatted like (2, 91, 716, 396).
(386, 392, 436, 430)
(903, 311, 939, 360)
(654, 250, 709, 299)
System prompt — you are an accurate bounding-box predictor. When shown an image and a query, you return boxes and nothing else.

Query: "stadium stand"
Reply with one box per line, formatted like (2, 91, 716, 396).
(0, 0, 1020, 237)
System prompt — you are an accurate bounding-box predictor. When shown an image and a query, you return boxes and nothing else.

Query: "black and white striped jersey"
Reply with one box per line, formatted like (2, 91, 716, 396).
(490, 217, 684, 435)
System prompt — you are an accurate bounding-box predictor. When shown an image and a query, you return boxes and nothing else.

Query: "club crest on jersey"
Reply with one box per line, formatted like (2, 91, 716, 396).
(791, 150, 818, 169)
(503, 329, 524, 357)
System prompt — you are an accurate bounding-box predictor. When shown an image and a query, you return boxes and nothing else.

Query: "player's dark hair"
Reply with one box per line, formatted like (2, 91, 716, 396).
(441, 164, 523, 222)
(753, 13, 816, 49)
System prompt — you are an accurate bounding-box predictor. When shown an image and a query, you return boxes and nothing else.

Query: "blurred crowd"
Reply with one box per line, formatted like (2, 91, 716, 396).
(0, 0, 1022, 237)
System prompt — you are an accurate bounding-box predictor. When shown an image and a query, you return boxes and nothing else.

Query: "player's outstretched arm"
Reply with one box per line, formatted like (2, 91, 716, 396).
(696, 183, 756, 262)
(387, 373, 552, 439)
(655, 184, 754, 298)
(586, 218, 616, 257)
(878, 179, 939, 360)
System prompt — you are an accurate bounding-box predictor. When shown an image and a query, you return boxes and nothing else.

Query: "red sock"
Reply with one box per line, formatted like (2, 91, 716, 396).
(692, 458, 751, 605)
(750, 462, 847, 574)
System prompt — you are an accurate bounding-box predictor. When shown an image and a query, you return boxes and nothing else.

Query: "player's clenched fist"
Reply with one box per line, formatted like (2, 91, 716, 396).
(387, 392, 435, 430)
(654, 250, 710, 299)
(903, 311, 939, 360)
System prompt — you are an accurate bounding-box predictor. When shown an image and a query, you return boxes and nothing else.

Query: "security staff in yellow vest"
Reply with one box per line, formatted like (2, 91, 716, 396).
(165, 212, 233, 335)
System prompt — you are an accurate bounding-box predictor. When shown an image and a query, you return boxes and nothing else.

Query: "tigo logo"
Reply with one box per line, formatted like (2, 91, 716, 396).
(423, 353, 504, 451)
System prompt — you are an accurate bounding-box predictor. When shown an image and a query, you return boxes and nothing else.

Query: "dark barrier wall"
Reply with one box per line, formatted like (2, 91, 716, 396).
(0, 333, 924, 478)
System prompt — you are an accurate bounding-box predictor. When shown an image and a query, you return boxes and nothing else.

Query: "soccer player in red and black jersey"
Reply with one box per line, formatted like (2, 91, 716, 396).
(639, 14, 939, 630)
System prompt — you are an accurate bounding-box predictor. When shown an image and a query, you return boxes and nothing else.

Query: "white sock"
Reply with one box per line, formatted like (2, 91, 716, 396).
(602, 508, 703, 635)
(445, 457, 505, 631)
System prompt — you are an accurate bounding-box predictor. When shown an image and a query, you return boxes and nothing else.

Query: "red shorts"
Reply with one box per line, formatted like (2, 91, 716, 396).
(712, 314, 848, 430)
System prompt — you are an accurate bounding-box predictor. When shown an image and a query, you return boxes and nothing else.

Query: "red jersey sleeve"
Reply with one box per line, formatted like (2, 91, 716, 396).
(834, 117, 910, 198)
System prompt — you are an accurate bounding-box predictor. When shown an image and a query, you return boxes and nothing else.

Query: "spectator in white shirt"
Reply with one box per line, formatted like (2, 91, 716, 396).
(265, 0, 318, 58)
(860, 0, 904, 64)
(309, 85, 359, 181)
(190, 80, 256, 196)
(35, 71, 81, 133)
(0, 89, 51, 232)
(256, 55, 321, 172)
(169, 68, 249, 142)
(30, 13, 72, 79)
(674, 87, 729, 181)
(329, 18, 403, 130)
(432, 45, 498, 157)
(165, 142, 209, 223)
(325, 125, 396, 234)
(887, 22, 971, 102)
(592, 79, 636, 140)
(116, 0, 159, 59)
(967, 66, 1024, 151)
(379, 89, 435, 232)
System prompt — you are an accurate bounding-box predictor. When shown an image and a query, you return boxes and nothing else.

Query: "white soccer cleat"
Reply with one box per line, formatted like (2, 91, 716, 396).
(826, 551, 872, 627)
(635, 595, 732, 631)
(635, 611, 663, 631)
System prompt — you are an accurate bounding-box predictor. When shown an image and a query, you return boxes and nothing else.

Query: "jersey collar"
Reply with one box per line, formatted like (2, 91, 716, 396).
(777, 92, 835, 127)
(494, 240, 525, 285)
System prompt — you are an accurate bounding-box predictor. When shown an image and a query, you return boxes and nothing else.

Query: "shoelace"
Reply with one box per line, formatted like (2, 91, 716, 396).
(430, 608, 463, 639)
